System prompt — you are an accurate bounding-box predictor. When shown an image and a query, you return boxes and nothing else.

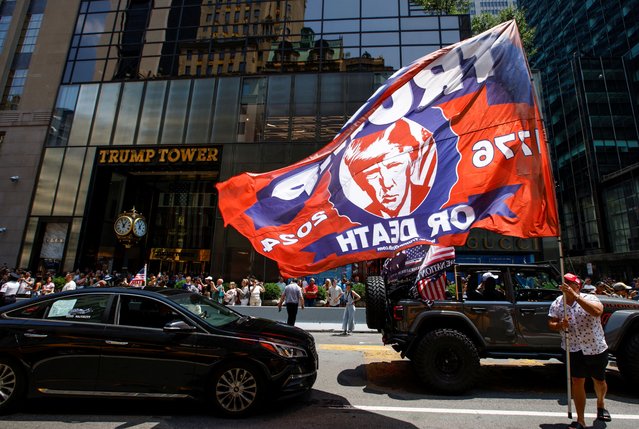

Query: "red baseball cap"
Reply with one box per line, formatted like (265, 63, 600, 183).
(564, 273, 581, 285)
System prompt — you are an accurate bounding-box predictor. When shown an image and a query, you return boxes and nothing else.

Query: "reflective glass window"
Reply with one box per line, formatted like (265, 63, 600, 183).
(31, 148, 64, 216)
(75, 147, 97, 216)
(137, 81, 167, 145)
(186, 78, 216, 143)
(90, 83, 121, 146)
(48, 86, 80, 147)
(324, 0, 359, 19)
(362, 0, 399, 18)
(113, 82, 143, 145)
(265, 75, 291, 141)
(402, 31, 440, 45)
(211, 77, 240, 142)
(68, 84, 99, 146)
(53, 147, 87, 216)
(161, 79, 191, 144)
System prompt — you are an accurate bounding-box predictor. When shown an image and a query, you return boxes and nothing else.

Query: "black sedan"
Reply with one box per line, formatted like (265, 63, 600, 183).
(0, 288, 317, 417)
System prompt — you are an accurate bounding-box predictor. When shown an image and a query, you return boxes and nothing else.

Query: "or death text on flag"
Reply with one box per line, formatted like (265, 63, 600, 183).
(216, 20, 559, 277)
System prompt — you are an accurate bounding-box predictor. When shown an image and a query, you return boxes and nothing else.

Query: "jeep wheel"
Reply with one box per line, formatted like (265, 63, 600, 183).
(365, 276, 387, 330)
(412, 329, 479, 395)
(616, 331, 639, 386)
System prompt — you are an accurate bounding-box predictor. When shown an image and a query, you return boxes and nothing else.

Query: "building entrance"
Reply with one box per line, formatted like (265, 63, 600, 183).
(80, 167, 217, 278)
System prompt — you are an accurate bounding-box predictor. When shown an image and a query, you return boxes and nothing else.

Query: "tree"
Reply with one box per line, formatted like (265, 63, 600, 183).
(471, 6, 537, 58)
(412, 0, 470, 15)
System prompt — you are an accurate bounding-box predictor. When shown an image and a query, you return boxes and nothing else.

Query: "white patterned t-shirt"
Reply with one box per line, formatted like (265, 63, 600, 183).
(548, 293, 607, 355)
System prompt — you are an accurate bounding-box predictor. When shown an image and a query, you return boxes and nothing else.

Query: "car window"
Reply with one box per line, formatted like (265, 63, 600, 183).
(167, 293, 240, 327)
(460, 269, 508, 301)
(511, 268, 561, 302)
(45, 294, 110, 323)
(118, 295, 185, 329)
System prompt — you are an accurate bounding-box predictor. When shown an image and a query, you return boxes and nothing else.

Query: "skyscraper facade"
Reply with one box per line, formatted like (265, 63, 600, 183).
(521, 0, 639, 279)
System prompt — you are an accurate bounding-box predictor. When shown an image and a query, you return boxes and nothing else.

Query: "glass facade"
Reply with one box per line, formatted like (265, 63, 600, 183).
(27, 0, 512, 280)
(521, 0, 639, 279)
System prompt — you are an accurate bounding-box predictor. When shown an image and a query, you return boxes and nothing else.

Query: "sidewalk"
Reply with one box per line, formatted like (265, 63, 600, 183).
(234, 305, 376, 332)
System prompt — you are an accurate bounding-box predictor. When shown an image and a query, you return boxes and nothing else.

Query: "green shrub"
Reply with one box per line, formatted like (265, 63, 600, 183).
(175, 279, 185, 289)
(263, 282, 281, 300)
(53, 276, 66, 292)
(317, 286, 327, 300)
(352, 282, 365, 299)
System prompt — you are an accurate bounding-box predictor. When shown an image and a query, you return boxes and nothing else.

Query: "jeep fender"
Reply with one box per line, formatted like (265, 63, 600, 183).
(603, 310, 639, 353)
(404, 310, 487, 358)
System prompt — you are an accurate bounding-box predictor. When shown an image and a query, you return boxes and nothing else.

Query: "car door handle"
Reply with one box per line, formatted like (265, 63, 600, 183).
(519, 308, 537, 315)
(24, 332, 48, 338)
(105, 340, 129, 345)
(470, 307, 487, 313)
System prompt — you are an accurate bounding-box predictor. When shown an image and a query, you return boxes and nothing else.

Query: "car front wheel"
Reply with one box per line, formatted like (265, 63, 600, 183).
(412, 328, 479, 395)
(616, 330, 639, 386)
(0, 358, 24, 414)
(210, 362, 263, 417)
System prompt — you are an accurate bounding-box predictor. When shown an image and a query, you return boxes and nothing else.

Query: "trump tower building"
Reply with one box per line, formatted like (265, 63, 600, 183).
(5, 0, 549, 280)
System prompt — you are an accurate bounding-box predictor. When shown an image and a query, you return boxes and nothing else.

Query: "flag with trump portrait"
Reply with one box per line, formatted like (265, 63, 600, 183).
(216, 20, 559, 277)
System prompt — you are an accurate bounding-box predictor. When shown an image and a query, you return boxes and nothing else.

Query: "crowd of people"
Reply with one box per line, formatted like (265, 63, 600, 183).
(578, 276, 639, 300)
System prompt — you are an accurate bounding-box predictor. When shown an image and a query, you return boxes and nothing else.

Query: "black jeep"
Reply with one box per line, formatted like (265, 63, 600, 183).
(365, 254, 639, 394)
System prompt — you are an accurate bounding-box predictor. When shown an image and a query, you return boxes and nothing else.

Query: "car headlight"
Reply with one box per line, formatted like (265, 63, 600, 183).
(259, 341, 308, 358)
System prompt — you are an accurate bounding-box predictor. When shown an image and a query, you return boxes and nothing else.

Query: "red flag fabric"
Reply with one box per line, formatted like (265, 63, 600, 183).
(129, 265, 146, 287)
(216, 20, 559, 277)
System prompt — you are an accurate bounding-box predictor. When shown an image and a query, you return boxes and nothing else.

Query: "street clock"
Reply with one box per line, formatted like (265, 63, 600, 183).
(114, 207, 147, 248)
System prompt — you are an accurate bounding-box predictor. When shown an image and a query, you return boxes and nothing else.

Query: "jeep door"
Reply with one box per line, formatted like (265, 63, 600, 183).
(510, 267, 562, 350)
(461, 268, 520, 346)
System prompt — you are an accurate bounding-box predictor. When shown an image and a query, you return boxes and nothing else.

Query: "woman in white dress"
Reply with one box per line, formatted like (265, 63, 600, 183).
(239, 278, 250, 306)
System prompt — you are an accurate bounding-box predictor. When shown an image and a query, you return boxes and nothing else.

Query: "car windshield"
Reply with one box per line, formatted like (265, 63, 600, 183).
(166, 293, 240, 327)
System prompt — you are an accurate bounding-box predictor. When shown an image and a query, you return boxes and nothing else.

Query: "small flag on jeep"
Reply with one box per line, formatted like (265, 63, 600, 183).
(413, 246, 455, 301)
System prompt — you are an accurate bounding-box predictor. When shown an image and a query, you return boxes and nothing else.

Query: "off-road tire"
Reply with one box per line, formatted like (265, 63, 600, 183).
(0, 358, 25, 414)
(365, 276, 387, 330)
(209, 361, 264, 417)
(616, 330, 639, 386)
(412, 328, 479, 395)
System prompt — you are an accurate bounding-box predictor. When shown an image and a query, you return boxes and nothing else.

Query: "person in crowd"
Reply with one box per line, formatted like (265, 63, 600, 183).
(62, 272, 77, 291)
(580, 284, 596, 294)
(327, 278, 343, 307)
(249, 277, 265, 306)
(466, 277, 483, 300)
(276, 275, 287, 293)
(612, 282, 632, 298)
(18, 271, 35, 296)
(278, 279, 304, 326)
(594, 281, 610, 296)
(203, 276, 214, 298)
(304, 278, 319, 307)
(480, 272, 506, 300)
(215, 278, 225, 304)
(239, 278, 250, 305)
(224, 281, 239, 306)
(548, 273, 611, 429)
(341, 282, 361, 335)
(42, 276, 56, 295)
(0, 272, 21, 305)
(182, 276, 199, 293)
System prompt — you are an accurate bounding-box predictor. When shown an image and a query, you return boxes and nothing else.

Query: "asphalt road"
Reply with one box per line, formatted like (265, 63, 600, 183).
(1, 332, 638, 429)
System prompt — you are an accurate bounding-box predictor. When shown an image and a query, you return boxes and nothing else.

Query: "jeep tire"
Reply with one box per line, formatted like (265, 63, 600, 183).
(365, 276, 387, 330)
(616, 330, 639, 386)
(412, 328, 479, 395)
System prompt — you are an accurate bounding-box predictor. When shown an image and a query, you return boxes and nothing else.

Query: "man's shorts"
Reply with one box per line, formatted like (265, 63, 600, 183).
(570, 350, 609, 380)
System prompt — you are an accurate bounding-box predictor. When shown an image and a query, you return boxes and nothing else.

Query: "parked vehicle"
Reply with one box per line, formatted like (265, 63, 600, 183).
(366, 257, 639, 394)
(0, 288, 317, 416)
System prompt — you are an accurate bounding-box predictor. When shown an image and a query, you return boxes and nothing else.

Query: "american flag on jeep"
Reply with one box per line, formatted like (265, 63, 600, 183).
(414, 246, 456, 301)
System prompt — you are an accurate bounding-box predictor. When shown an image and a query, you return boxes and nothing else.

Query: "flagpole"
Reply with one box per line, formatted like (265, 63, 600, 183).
(144, 263, 147, 288)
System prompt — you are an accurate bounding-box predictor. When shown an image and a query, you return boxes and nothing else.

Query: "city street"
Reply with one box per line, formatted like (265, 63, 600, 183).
(1, 332, 638, 429)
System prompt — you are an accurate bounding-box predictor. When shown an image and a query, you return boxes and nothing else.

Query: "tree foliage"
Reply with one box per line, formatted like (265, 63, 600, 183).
(471, 6, 537, 58)
(412, 0, 470, 15)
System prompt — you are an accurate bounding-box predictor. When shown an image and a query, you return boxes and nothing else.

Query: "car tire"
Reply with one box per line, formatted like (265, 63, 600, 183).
(209, 362, 264, 417)
(412, 328, 479, 395)
(365, 276, 387, 330)
(0, 358, 25, 415)
(616, 330, 639, 386)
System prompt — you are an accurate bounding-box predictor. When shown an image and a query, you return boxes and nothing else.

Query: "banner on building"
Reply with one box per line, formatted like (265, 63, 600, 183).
(216, 20, 559, 277)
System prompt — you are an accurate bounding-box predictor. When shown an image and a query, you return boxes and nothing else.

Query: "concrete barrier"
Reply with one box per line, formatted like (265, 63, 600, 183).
(232, 305, 375, 332)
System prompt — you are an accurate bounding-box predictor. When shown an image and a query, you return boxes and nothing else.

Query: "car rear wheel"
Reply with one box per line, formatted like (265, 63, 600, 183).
(412, 329, 479, 395)
(365, 276, 387, 330)
(0, 358, 24, 414)
(616, 331, 639, 386)
(210, 362, 263, 417)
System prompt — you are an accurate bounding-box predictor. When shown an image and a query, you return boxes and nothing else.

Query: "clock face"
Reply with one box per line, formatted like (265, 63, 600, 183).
(114, 216, 133, 236)
(133, 218, 147, 237)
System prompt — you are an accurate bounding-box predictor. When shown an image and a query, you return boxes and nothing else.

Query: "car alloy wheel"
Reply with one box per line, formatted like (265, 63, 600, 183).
(214, 366, 259, 415)
(0, 361, 18, 409)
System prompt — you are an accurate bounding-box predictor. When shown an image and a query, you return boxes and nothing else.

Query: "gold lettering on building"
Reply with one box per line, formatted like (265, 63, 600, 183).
(97, 146, 221, 165)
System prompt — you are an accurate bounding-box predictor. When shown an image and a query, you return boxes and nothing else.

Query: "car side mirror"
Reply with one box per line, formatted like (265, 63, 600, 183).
(163, 320, 196, 333)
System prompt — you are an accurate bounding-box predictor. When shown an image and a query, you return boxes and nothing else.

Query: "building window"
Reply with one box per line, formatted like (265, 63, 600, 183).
(1, 69, 27, 110)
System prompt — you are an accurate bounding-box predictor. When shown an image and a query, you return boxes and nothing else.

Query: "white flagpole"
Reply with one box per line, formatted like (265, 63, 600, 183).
(144, 263, 147, 287)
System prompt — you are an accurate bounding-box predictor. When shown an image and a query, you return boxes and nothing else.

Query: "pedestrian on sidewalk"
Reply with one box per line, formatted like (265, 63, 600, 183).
(278, 279, 304, 326)
(341, 282, 361, 335)
(548, 273, 611, 429)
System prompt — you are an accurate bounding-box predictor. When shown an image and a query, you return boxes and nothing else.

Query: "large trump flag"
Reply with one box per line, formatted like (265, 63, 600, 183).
(216, 20, 559, 277)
